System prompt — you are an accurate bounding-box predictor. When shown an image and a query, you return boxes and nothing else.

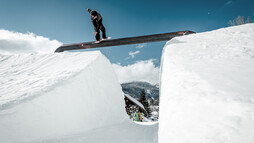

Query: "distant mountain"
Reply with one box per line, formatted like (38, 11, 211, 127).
(121, 81, 159, 100)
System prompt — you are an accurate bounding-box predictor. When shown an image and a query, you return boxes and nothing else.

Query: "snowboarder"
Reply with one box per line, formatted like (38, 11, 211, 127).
(87, 8, 109, 43)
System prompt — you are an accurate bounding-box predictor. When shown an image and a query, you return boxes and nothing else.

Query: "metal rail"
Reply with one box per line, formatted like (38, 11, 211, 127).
(55, 31, 195, 53)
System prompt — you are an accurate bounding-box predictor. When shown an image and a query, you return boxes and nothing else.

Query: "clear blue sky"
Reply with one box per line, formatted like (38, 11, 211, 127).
(0, 0, 253, 66)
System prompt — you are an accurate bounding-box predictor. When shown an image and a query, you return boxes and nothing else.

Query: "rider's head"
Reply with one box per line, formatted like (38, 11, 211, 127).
(90, 11, 98, 19)
(87, 8, 92, 13)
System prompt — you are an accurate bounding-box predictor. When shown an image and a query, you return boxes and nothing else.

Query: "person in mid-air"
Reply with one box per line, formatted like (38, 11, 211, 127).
(87, 8, 109, 43)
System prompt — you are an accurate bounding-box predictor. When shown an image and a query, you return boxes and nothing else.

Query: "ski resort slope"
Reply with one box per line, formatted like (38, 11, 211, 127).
(159, 24, 254, 143)
(0, 50, 157, 142)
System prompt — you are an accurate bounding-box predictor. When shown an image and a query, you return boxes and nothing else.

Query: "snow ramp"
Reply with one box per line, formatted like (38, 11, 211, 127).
(159, 24, 254, 143)
(0, 51, 157, 142)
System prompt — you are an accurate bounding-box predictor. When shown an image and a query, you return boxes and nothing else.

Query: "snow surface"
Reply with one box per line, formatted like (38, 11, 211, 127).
(159, 24, 254, 143)
(0, 52, 99, 108)
(0, 34, 157, 142)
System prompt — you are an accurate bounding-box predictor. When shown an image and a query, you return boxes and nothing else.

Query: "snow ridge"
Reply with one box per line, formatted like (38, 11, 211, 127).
(0, 51, 130, 142)
(0, 52, 100, 109)
(0, 50, 158, 143)
(159, 24, 254, 143)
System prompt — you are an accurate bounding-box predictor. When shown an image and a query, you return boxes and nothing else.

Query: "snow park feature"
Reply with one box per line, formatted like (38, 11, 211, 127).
(159, 24, 254, 143)
(54, 31, 194, 52)
(0, 31, 157, 143)
(1, 23, 253, 143)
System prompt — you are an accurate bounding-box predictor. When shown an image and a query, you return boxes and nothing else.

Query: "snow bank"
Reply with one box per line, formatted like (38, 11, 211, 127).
(159, 24, 254, 143)
(33, 122, 158, 143)
(0, 51, 128, 142)
(0, 48, 158, 142)
(0, 29, 62, 54)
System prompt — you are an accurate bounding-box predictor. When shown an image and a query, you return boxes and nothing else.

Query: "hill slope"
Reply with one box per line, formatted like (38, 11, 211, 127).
(0, 50, 158, 143)
(159, 24, 254, 143)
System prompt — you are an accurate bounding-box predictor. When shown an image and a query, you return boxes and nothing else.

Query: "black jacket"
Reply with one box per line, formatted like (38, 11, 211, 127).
(90, 12, 102, 21)
(88, 10, 102, 31)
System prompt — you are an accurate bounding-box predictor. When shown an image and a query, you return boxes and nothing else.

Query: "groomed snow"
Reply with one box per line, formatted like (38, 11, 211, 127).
(0, 52, 100, 108)
(0, 50, 157, 142)
(159, 24, 254, 143)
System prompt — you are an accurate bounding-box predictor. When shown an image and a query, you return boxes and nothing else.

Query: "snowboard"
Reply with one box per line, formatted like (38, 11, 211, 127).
(94, 37, 111, 43)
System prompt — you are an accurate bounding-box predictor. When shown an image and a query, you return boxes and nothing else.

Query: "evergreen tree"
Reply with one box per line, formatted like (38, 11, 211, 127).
(139, 89, 151, 117)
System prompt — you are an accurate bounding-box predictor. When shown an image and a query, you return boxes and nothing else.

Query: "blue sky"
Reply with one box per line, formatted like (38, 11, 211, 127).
(0, 0, 253, 67)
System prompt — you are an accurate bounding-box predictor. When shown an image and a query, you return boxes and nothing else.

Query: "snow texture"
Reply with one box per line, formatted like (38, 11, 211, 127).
(0, 31, 158, 143)
(159, 24, 254, 143)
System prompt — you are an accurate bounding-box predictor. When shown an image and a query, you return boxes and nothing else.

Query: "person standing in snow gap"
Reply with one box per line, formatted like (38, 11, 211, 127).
(87, 8, 108, 42)
(134, 109, 142, 122)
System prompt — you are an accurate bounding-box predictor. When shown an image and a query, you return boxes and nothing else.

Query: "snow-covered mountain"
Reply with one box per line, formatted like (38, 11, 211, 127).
(121, 81, 159, 100)
(159, 24, 254, 143)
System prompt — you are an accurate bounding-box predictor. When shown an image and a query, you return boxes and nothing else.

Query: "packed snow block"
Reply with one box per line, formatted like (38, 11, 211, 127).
(0, 51, 127, 142)
(159, 24, 254, 143)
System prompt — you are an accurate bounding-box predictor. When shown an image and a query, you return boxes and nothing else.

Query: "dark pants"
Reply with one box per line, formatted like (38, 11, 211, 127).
(93, 20, 107, 41)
